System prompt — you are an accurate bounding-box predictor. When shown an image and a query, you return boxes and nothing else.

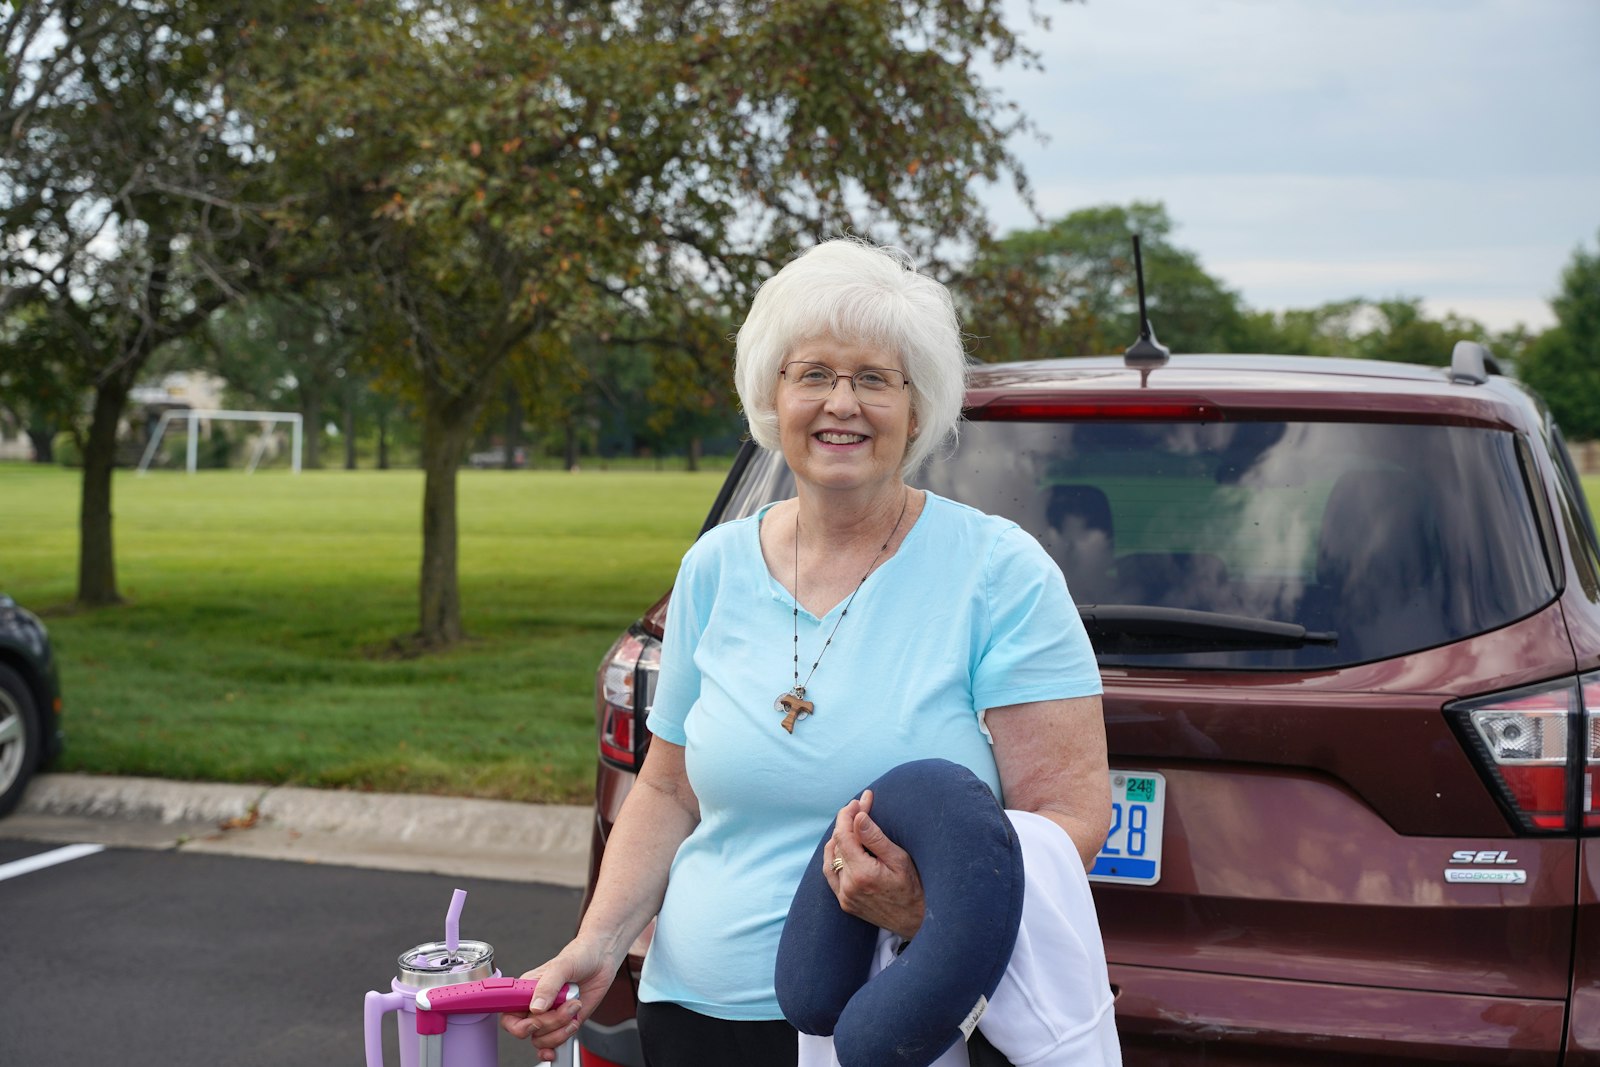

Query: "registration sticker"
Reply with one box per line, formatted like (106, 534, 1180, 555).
(1088, 771, 1166, 886)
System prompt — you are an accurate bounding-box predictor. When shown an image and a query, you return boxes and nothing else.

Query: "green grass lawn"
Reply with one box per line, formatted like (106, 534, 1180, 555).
(8, 464, 1600, 804)
(0, 463, 722, 803)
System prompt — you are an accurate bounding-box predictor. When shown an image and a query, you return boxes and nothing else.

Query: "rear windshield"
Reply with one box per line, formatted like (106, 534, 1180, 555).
(918, 420, 1556, 669)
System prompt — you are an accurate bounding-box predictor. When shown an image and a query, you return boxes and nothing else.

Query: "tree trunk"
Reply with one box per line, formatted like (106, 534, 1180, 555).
(503, 383, 521, 470)
(416, 381, 489, 647)
(378, 406, 390, 470)
(77, 377, 133, 606)
(300, 384, 324, 469)
(27, 427, 54, 464)
(343, 386, 357, 470)
(687, 435, 702, 472)
(564, 420, 579, 471)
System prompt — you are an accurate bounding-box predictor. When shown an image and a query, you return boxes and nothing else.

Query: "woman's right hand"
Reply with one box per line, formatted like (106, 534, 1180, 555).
(499, 938, 620, 1062)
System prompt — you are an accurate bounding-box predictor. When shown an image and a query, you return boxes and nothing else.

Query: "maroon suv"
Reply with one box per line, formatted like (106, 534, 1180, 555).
(574, 344, 1600, 1066)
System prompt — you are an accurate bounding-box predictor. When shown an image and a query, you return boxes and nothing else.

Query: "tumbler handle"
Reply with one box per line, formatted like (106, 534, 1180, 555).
(364, 989, 409, 1067)
(415, 976, 578, 1016)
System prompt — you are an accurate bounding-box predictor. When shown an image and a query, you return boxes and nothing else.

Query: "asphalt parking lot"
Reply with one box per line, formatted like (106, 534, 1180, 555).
(0, 793, 587, 1067)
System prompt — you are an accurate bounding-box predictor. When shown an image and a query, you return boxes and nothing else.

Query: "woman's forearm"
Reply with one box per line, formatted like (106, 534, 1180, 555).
(575, 740, 700, 965)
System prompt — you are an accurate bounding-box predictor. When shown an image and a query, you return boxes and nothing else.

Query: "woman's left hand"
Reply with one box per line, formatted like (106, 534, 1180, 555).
(823, 789, 925, 940)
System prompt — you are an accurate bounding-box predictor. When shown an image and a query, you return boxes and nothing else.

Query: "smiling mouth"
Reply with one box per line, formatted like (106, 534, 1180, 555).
(815, 431, 868, 445)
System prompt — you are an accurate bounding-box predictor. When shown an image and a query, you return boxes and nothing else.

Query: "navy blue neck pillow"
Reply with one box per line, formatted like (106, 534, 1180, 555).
(775, 758, 1026, 1067)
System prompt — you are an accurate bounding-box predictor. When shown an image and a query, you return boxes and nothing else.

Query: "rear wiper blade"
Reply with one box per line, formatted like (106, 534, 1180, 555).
(1077, 605, 1337, 653)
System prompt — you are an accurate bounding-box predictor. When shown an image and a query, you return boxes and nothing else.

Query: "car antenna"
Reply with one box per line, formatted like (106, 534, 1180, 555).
(1124, 234, 1170, 379)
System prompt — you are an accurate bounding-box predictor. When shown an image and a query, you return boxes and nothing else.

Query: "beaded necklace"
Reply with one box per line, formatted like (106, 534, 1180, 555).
(775, 489, 911, 733)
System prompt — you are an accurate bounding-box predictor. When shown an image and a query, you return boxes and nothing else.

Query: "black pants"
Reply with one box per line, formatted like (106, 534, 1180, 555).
(637, 1000, 798, 1067)
(635, 999, 1014, 1067)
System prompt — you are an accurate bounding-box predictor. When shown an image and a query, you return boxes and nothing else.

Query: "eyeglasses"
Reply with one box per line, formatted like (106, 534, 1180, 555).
(778, 361, 911, 406)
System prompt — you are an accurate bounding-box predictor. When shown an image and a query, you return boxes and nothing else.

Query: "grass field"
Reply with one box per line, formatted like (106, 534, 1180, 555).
(8, 463, 1600, 805)
(0, 462, 724, 803)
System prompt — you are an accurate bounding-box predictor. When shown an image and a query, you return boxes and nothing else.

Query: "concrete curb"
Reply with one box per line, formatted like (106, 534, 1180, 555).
(18, 774, 264, 824)
(5, 773, 593, 887)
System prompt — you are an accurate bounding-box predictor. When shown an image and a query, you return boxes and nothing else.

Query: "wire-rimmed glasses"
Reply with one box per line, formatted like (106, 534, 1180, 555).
(778, 361, 911, 406)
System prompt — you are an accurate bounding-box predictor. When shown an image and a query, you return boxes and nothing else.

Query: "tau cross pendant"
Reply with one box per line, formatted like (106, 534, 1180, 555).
(775, 689, 815, 734)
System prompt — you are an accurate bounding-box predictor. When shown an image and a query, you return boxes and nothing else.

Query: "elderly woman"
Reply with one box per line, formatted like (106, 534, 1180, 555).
(505, 238, 1110, 1066)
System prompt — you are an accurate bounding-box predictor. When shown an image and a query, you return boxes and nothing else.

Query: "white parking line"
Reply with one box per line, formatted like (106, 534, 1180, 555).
(0, 843, 105, 882)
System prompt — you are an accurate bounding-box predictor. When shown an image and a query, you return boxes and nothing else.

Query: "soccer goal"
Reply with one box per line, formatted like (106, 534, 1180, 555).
(135, 409, 303, 475)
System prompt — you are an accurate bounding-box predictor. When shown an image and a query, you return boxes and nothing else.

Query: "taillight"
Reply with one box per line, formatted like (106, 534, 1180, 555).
(1584, 675, 1600, 830)
(1449, 674, 1599, 833)
(597, 628, 659, 770)
(576, 1044, 628, 1067)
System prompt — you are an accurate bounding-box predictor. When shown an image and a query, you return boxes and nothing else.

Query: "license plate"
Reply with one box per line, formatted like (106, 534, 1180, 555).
(1088, 771, 1165, 886)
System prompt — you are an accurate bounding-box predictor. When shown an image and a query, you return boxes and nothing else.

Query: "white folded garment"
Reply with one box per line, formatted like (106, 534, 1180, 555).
(797, 809, 1121, 1067)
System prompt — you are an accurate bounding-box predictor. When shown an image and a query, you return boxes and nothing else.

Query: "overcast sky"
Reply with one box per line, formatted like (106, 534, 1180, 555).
(979, 0, 1599, 332)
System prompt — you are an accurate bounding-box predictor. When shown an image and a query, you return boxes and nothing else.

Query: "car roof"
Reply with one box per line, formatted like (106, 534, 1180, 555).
(964, 354, 1541, 431)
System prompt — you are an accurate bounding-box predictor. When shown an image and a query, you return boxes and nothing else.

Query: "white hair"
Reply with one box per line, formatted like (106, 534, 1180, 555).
(734, 238, 967, 475)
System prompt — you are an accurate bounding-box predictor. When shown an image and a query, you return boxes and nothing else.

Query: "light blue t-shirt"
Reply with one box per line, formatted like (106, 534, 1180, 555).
(637, 491, 1101, 1019)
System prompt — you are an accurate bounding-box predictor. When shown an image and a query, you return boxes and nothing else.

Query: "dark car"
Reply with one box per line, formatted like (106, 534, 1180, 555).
(0, 594, 63, 818)
(572, 342, 1600, 1066)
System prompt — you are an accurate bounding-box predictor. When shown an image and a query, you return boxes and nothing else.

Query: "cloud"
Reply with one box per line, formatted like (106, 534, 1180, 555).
(1421, 297, 1552, 332)
(1209, 255, 1558, 330)
(975, 0, 1599, 332)
(1214, 257, 1490, 290)
(999, 1, 1599, 185)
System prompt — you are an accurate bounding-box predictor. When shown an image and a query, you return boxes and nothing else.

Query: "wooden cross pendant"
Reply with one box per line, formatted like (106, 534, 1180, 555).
(777, 691, 814, 734)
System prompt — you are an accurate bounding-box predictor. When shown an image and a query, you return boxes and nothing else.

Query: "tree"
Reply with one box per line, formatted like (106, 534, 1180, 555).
(637, 299, 746, 469)
(0, 300, 89, 463)
(247, 0, 1052, 647)
(1, 2, 275, 605)
(957, 202, 1503, 369)
(1239, 297, 1489, 366)
(183, 289, 362, 469)
(1519, 231, 1600, 438)
(956, 202, 1249, 361)
(1236, 300, 1362, 357)
(504, 299, 744, 470)
(1351, 299, 1487, 366)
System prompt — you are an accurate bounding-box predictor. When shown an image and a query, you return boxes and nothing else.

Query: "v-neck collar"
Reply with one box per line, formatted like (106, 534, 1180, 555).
(755, 493, 934, 622)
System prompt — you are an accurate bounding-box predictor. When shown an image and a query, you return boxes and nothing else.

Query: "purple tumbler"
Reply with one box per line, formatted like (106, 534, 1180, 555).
(363, 889, 574, 1067)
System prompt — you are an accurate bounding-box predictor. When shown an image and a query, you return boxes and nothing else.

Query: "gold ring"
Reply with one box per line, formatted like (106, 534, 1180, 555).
(831, 856, 847, 873)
